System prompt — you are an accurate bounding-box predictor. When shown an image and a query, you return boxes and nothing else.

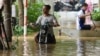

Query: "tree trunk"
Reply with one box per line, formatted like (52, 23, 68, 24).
(18, 0, 24, 26)
(3, 0, 12, 42)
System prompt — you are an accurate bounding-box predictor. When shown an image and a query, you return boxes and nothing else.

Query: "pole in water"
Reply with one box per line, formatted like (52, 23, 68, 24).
(24, 0, 27, 37)
(23, 0, 28, 56)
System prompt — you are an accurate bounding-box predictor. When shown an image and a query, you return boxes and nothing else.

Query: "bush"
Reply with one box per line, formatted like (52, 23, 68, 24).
(28, 3, 43, 23)
(14, 25, 23, 36)
(27, 3, 43, 33)
(92, 11, 100, 21)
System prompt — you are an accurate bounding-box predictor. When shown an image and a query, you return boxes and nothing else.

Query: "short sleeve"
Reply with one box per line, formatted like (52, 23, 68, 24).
(36, 16, 42, 25)
(77, 10, 84, 18)
(52, 15, 58, 24)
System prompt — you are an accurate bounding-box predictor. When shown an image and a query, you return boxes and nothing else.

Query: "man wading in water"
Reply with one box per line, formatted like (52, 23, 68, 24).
(35, 5, 59, 44)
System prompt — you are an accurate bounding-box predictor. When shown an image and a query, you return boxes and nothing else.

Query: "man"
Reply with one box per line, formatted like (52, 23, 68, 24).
(35, 5, 59, 44)
(77, 3, 94, 30)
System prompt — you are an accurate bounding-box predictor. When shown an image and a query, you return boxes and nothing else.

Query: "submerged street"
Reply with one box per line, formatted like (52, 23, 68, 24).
(0, 30, 100, 56)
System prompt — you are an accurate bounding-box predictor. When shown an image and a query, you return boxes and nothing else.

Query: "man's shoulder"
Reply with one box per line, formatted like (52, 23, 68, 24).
(38, 15, 43, 18)
(78, 10, 83, 14)
(49, 14, 55, 17)
(78, 10, 83, 12)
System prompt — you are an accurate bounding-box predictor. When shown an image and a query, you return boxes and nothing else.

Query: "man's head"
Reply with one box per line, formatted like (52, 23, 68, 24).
(42, 5, 51, 14)
(82, 3, 88, 10)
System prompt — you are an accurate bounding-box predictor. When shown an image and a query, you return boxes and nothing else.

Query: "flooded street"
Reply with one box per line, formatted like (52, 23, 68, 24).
(0, 0, 100, 56)
(0, 35, 100, 56)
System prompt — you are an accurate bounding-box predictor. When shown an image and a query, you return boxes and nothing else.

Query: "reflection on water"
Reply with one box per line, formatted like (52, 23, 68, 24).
(77, 38, 100, 56)
(35, 44, 55, 56)
(0, 37, 100, 56)
(0, 50, 11, 56)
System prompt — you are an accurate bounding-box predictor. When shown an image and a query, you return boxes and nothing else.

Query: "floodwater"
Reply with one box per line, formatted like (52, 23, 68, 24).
(0, 36, 100, 56)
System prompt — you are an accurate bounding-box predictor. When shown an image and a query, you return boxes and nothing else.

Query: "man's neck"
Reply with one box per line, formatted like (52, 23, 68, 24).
(43, 13, 50, 16)
(81, 9, 85, 14)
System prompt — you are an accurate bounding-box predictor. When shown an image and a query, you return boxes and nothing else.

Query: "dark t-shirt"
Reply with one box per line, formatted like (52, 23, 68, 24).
(79, 10, 85, 27)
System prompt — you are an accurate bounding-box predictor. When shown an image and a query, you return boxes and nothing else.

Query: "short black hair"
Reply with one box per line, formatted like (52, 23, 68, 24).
(44, 5, 51, 10)
(82, 3, 88, 7)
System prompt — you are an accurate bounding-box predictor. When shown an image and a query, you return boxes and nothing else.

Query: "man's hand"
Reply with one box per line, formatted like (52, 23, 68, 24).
(54, 23, 60, 27)
(29, 23, 36, 28)
(85, 12, 91, 16)
(80, 12, 91, 19)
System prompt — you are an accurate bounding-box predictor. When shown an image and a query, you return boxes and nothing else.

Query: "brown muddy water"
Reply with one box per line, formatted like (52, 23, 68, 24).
(0, 35, 100, 56)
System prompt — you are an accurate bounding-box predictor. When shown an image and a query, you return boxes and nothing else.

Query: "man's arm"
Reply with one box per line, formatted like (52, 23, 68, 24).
(29, 16, 42, 28)
(36, 16, 42, 25)
(79, 13, 90, 18)
(53, 15, 60, 27)
(78, 10, 91, 19)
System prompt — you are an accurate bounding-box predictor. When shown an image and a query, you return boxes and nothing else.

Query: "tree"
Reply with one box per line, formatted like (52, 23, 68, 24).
(3, 0, 12, 48)
(32, 0, 36, 3)
(12, 0, 16, 4)
(30, 0, 36, 3)
(18, 0, 24, 26)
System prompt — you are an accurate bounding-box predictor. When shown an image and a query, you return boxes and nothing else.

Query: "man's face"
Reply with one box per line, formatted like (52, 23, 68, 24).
(42, 6, 49, 14)
(83, 6, 88, 10)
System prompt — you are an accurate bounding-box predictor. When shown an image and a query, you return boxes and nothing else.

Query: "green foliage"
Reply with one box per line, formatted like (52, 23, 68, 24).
(14, 25, 23, 36)
(28, 3, 43, 23)
(13, 3, 44, 36)
(27, 3, 43, 33)
(12, 25, 23, 50)
(92, 11, 100, 21)
(27, 25, 39, 34)
(12, 0, 16, 4)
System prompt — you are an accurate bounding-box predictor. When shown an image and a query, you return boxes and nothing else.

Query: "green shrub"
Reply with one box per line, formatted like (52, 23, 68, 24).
(27, 3, 43, 33)
(28, 3, 43, 23)
(14, 25, 23, 36)
(92, 11, 100, 21)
